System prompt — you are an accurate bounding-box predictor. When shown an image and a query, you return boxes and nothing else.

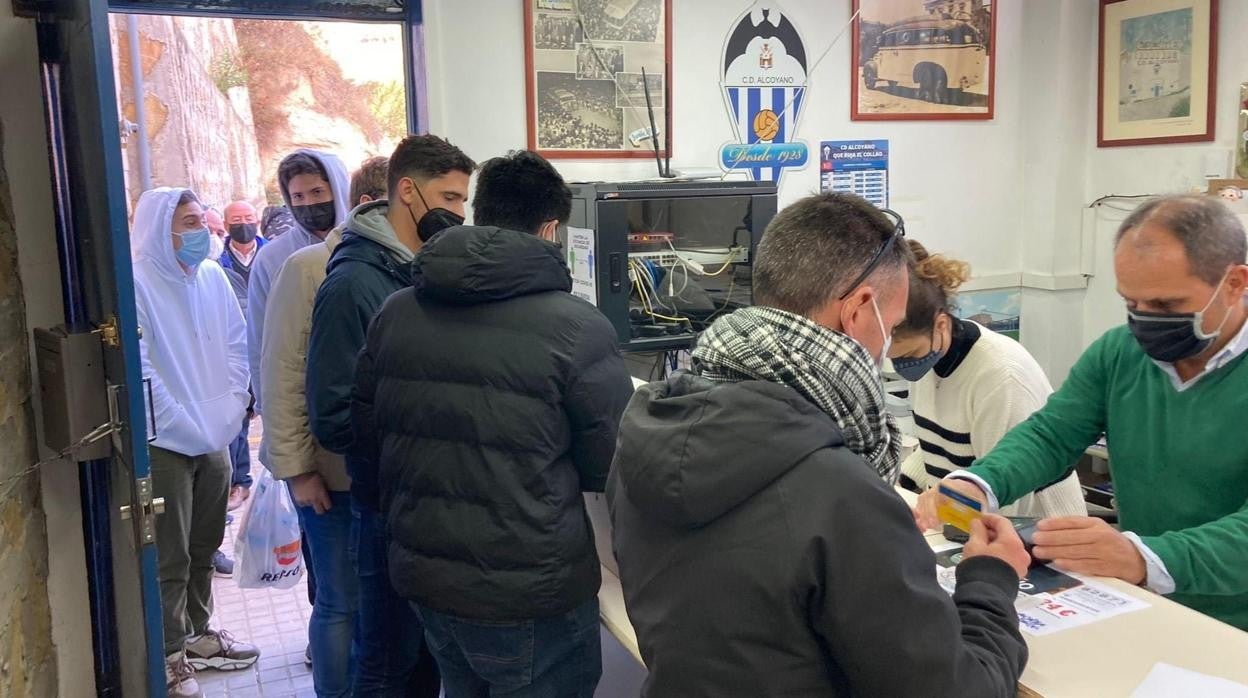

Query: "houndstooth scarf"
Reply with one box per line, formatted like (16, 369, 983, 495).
(691, 306, 901, 485)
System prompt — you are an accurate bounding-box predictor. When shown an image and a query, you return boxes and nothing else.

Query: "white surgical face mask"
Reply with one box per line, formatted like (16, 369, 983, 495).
(872, 298, 892, 367)
(208, 233, 226, 261)
(850, 297, 892, 368)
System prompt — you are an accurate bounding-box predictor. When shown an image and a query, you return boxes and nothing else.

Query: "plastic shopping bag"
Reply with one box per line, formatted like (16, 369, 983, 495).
(234, 469, 304, 589)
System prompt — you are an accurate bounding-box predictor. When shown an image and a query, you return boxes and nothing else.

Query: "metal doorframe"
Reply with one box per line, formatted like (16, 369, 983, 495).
(26, 0, 429, 693)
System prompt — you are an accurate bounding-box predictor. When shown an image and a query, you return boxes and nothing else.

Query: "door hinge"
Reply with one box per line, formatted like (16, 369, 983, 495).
(120, 477, 165, 545)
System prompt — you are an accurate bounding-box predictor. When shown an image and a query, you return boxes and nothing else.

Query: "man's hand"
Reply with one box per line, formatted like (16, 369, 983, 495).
(288, 472, 332, 515)
(963, 514, 1031, 578)
(914, 477, 987, 532)
(1031, 516, 1147, 585)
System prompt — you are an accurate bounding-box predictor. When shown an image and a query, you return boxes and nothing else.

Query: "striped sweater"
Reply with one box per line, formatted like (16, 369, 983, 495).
(900, 320, 1087, 519)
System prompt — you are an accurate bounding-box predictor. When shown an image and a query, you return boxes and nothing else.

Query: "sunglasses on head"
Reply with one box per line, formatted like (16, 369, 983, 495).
(838, 208, 906, 301)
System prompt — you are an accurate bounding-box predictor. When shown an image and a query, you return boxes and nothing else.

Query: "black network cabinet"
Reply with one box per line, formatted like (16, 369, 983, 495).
(565, 180, 778, 352)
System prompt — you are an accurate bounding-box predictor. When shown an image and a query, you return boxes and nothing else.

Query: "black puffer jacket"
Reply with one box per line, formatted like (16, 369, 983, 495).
(353, 225, 634, 621)
(608, 373, 1028, 697)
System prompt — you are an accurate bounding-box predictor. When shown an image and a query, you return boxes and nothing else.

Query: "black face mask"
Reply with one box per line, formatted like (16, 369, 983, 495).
(410, 184, 464, 242)
(291, 200, 337, 234)
(1126, 272, 1232, 363)
(228, 222, 258, 244)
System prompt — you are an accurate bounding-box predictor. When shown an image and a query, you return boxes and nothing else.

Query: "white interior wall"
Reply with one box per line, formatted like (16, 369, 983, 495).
(424, 0, 1248, 387)
(1080, 0, 1248, 351)
(423, 0, 1028, 279)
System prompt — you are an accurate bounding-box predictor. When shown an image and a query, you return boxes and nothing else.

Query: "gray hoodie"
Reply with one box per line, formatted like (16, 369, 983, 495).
(343, 200, 414, 263)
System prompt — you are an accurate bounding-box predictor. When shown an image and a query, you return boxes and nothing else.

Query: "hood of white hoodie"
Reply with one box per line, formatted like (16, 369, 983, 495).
(279, 149, 353, 238)
(131, 187, 201, 283)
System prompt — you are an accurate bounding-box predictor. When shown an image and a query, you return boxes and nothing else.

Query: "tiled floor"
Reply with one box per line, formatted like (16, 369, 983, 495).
(197, 419, 315, 698)
(193, 419, 647, 698)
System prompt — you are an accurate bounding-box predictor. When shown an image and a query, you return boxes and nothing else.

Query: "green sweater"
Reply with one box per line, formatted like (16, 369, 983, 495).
(968, 325, 1248, 630)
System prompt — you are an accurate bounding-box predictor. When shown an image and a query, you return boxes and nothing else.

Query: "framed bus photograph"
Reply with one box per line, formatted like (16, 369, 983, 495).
(850, 0, 996, 121)
(524, 0, 673, 159)
(1098, 0, 1218, 147)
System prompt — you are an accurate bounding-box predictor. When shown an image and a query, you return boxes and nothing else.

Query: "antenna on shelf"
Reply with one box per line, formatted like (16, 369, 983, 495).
(641, 66, 673, 179)
(662, 63, 671, 178)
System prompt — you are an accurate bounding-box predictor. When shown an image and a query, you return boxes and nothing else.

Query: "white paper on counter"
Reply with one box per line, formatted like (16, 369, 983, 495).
(1131, 662, 1248, 698)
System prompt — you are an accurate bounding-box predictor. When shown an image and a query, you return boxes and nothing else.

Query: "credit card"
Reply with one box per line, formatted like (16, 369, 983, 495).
(937, 484, 983, 534)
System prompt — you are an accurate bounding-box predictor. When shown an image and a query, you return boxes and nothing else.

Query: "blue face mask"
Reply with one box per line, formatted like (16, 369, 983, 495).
(892, 350, 942, 382)
(174, 227, 211, 268)
(891, 325, 946, 381)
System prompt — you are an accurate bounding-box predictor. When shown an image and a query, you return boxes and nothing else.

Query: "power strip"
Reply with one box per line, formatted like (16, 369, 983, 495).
(628, 247, 747, 271)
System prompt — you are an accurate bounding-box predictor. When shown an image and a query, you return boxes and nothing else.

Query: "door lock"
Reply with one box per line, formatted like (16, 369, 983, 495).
(94, 315, 121, 349)
(120, 476, 165, 545)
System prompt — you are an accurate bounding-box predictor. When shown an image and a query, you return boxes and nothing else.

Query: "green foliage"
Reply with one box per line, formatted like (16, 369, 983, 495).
(1170, 95, 1191, 119)
(368, 81, 408, 141)
(210, 50, 248, 94)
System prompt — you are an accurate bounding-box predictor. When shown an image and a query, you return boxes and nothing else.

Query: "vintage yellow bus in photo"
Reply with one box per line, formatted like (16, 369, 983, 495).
(863, 18, 987, 105)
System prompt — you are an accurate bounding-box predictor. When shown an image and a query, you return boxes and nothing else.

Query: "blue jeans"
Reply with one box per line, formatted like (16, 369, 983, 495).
(415, 598, 601, 698)
(228, 415, 252, 489)
(298, 492, 359, 697)
(351, 503, 440, 696)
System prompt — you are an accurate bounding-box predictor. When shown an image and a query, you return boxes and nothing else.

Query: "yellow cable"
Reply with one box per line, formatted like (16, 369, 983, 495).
(631, 260, 689, 324)
(702, 257, 736, 277)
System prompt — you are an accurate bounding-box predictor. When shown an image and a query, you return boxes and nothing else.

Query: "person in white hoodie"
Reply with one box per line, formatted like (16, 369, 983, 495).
(245, 150, 349, 669)
(131, 188, 260, 698)
(246, 149, 351, 417)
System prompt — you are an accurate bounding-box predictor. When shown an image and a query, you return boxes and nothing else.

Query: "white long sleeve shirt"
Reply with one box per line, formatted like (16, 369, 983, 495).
(132, 188, 249, 457)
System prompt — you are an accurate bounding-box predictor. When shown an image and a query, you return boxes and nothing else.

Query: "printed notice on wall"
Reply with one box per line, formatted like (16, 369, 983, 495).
(567, 227, 597, 307)
(820, 139, 889, 208)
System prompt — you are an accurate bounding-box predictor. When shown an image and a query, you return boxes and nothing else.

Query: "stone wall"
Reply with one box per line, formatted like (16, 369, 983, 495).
(234, 19, 396, 203)
(0, 120, 58, 698)
(112, 14, 266, 212)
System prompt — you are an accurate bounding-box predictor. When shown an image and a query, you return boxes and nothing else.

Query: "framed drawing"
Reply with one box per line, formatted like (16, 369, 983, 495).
(1235, 83, 1248, 178)
(850, 0, 996, 121)
(524, 0, 673, 159)
(1098, 0, 1217, 147)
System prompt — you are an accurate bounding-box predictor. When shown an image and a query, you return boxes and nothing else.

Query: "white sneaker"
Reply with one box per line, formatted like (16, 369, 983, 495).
(185, 628, 260, 671)
(165, 651, 202, 698)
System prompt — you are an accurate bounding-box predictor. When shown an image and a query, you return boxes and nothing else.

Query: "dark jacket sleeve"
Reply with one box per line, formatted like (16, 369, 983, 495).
(803, 461, 1028, 698)
(350, 315, 383, 511)
(563, 312, 633, 493)
(307, 271, 386, 455)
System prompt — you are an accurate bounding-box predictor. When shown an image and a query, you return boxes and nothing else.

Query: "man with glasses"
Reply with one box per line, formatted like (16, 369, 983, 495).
(916, 194, 1248, 631)
(607, 192, 1031, 696)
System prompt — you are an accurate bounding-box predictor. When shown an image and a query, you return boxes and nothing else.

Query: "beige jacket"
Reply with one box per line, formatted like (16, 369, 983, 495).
(258, 228, 350, 491)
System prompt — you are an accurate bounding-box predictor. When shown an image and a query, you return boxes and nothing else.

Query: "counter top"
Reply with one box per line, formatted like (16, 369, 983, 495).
(597, 487, 1248, 697)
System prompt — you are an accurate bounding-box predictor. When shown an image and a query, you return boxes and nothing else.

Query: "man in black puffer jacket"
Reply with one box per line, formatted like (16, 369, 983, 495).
(353, 150, 633, 698)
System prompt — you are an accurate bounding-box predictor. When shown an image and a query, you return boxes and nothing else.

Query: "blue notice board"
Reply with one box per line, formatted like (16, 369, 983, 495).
(820, 140, 889, 208)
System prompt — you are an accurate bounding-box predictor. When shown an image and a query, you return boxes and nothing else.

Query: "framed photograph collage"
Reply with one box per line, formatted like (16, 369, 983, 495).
(524, 0, 673, 159)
